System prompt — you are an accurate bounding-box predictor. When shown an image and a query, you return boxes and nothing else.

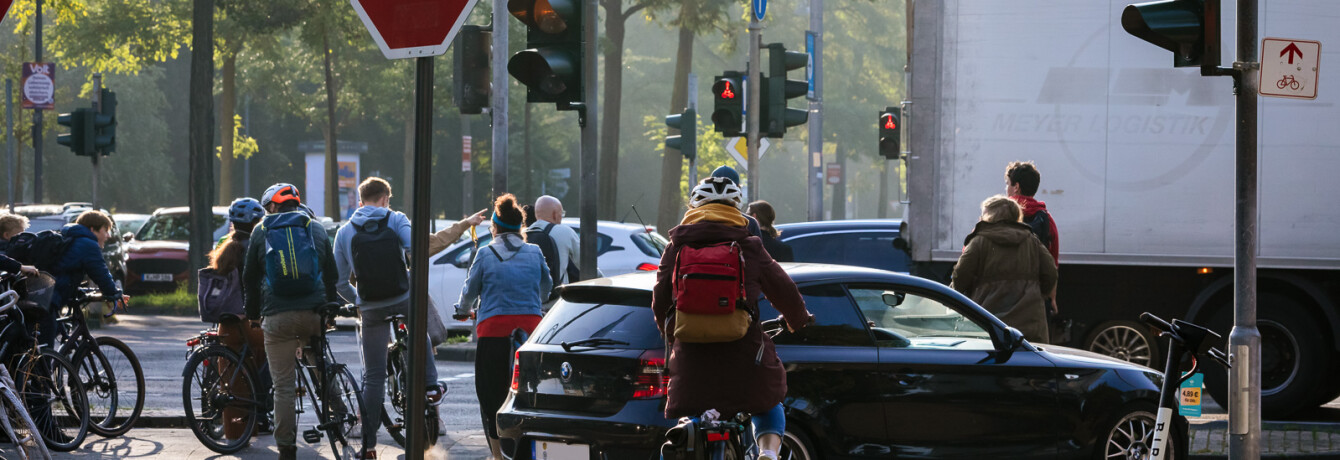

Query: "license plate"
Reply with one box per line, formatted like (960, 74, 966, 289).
(142, 273, 174, 282)
(533, 440, 588, 460)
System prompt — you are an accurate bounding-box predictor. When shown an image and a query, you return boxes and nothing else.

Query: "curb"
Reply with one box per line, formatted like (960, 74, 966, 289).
(436, 344, 476, 362)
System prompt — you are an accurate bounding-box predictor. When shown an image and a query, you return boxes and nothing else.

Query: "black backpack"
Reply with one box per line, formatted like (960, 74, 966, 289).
(527, 222, 579, 292)
(5, 230, 74, 272)
(350, 214, 410, 301)
(1024, 209, 1053, 248)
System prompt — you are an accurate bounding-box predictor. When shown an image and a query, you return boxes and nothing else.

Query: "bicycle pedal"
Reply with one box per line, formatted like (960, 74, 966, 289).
(303, 429, 322, 443)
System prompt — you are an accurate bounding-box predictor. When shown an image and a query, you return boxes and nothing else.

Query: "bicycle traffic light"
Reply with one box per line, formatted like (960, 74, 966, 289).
(57, 108, 94, 157)
(879, 107, 900, 160)
(711, 72, 744, 136)
(93, 89, 116, 156)
(1122, 0, 1220, 69)
(761, 43, 808, 138)
(507, 0, 583, 107)
(665, 107, 697, 161)
(454, 25, 492, 115)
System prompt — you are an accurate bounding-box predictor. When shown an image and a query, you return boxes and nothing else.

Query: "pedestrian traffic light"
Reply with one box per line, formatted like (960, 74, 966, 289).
(454, 25, 492, 115)
(507, 0, 583, 108)
(93, 89, 116, 156)
(879, 107, 900, 160)
(1122, 0, 1220, 69)
(761, 43, 808, 138)
(665, 107, 697, 161)
(711, 71, 744, 136)
(57, 108, 94, 157)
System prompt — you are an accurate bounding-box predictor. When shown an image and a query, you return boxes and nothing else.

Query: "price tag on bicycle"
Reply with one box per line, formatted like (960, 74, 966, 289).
(1178, 373, 1203, 417)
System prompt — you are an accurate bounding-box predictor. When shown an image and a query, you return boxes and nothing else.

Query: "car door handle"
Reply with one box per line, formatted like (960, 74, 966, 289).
(893, 370, 927, 387)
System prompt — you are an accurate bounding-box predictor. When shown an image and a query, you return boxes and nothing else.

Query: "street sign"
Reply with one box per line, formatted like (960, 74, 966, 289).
(725, 137, 769, 170)
(462, 135, 472, 171)
(805, 31, 816, 101)
(21, 63, 55, 110)
(752, 0, 766, 21)
(1, 0, 14, 24)
(825, 162, 841, 185)
(1260, 38, 1320, 99)
(350, 0, 481, 60)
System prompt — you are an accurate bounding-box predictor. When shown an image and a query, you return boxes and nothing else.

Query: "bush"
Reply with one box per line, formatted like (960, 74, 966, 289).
(127, 284, 196, 316)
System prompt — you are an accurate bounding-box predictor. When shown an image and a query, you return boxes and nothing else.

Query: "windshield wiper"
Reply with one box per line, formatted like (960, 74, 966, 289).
(560, 338, 630, 352)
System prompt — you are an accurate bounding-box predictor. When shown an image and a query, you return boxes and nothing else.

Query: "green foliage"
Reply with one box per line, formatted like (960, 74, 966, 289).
(217, 114, 258, 160)
(127, 283, 196, 316)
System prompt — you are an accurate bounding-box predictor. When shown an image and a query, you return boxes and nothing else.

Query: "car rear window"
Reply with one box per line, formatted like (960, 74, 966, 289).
(532, 298, 663, 349)
(630, 231, 667, 257)
(137, 214, 227, 241)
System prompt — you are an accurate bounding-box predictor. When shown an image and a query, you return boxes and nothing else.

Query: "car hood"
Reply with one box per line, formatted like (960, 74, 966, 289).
(1036, 344, 1157, 373)
(128, 240, 189, 253)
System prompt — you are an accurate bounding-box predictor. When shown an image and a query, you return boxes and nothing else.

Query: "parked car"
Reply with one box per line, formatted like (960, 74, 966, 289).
(497, 264, 1182, 460)
(112, 213, 151, 236)
(427, 219, 667, 333)
(774, 219, 909, 273)
(124, 207, 229, 293)
(15, 208, 128, 289)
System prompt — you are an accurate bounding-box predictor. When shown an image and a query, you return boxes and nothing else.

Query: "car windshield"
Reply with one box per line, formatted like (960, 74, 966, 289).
(532, 299, 663, 349)
(136, 214, 226, 241)
(25, 217, 67, 233)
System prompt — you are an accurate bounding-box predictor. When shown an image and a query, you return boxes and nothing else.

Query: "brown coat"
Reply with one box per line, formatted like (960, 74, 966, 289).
(952, 221, 1058, 343)
(652, 222, 809, 418)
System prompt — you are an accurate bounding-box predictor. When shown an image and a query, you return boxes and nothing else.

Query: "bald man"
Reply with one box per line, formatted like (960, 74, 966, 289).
(527, 196, 581, 290)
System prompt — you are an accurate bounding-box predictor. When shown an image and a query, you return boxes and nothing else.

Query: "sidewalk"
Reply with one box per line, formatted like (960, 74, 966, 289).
(1187, 419, 1340, 458)
(46, 429, 492, 459)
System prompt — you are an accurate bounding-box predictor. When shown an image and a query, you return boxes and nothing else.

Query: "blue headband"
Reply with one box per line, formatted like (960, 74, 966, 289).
(491, 213, 521, 230)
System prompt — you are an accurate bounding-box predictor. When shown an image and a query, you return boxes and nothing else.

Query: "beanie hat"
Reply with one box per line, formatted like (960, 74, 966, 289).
(711, 165, 741, 186)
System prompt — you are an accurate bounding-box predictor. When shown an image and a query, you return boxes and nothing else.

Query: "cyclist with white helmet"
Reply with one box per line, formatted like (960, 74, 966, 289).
(652, 177, 813, 460)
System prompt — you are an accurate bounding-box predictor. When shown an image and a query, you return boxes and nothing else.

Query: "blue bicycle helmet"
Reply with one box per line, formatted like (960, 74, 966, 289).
(228, 198, 266, 224)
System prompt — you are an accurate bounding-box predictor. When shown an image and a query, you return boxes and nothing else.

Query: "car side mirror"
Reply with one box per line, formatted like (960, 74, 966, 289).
(882, 292, 906, 307)
(995, 326, 1027, 352)
(122, 232, 134, 243)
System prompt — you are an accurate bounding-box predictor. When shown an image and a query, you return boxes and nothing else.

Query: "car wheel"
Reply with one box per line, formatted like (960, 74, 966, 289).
(778, 427, 815, 460)
(1095, 405, 1178, 460)
(1084, 320, 1160, 368)
(1204, 294, 1332, 418)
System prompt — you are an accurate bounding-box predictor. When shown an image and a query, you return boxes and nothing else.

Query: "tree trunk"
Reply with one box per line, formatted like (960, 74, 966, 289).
(831, 144, 845, 220)
(322, 30, 340, 220)
(597, 0, 628, 219)
(219, 51, 237, 205)
(654, 22, 695, 233)
(188, 0, 216, 291)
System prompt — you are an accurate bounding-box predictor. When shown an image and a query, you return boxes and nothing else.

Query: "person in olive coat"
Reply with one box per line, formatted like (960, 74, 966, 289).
(951, 195, 1058, 343)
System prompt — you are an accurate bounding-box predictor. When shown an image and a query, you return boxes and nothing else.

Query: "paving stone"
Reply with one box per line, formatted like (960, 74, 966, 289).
(1269, 430, 1285, 454)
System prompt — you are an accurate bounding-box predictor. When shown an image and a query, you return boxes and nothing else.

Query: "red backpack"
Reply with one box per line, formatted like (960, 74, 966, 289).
(671, 241, 752, 343)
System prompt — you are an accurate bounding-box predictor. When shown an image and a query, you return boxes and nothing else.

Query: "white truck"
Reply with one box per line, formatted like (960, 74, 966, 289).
(903, 1, 1340, 417)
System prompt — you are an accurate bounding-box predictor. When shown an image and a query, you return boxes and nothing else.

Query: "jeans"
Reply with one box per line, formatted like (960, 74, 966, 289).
(356, 299, 439, 448)
(751, 403, 785, 439)
(262, 309, 323, 448)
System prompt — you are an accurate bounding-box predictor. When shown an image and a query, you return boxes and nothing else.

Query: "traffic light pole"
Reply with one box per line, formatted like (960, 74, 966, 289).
(746, 17, 761, 203)
(32, 0, 43, 203)
(1228, 0, 1260, 458)
(91, 74, 101, 209)
(806, 0, 823, 221)
(579, 0, 599, 279)
(406, 55, 434, 460)
(491, 0, 509, 197)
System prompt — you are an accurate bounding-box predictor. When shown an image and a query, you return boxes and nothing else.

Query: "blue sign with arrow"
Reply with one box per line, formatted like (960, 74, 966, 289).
(753, 0, 766, 21)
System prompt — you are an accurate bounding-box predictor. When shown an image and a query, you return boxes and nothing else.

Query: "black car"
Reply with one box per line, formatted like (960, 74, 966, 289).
(775, 219, 908, 273)
(497, 264, 1184, 460)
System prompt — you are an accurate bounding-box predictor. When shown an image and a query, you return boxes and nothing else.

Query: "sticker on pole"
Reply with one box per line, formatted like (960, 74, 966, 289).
(1178, 373, 1203, 417)
(1260, 38, 1320, 100)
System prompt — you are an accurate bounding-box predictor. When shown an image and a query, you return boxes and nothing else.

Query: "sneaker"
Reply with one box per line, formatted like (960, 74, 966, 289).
(355, 449, 377, 459)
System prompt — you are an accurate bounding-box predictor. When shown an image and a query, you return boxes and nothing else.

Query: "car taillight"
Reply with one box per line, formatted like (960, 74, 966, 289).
(510, 351, 521, 392)
(636, 263, 658, 271)
(632, 350, 669, 399)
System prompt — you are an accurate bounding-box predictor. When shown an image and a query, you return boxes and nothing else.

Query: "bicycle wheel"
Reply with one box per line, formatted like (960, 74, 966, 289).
(182, 347, 257, 454)
(321, 366, 363, 459)
(90, 336, 144, 437)
(383, 346, 408, 447)
(72, 342, 118, 438)
(14, 349, 89, 452)
(0, 385, 51, 460)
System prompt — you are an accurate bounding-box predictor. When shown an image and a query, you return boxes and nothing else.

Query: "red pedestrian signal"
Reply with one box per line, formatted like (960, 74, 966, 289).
(883, 114, 896, 130)
(879, 108, 900, 160)
(711, 72, 744, 136)
(719, 81, 735, 99)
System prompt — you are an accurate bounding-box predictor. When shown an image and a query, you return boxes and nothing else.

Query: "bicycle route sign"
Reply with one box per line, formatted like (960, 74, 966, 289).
(1260, 37, 1320, 100)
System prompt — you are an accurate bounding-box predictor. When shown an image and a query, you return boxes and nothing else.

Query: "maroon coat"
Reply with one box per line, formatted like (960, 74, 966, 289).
(652, 222, 809, 418)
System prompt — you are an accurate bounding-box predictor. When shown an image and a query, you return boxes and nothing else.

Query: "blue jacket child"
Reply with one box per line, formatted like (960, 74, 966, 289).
(44, 222, 122, 345)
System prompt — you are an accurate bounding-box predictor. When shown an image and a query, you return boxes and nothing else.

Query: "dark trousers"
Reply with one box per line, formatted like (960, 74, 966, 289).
(474, 337, 512, 440)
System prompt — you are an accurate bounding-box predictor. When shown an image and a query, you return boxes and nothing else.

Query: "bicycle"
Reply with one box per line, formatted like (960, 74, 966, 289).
(379, 313, 445, 448)
(0, 288, 51, 460)
(56, 288, 145, 438)
(0, 273, 90, 452)
(181, 316, 271, 454)
(293, 302, 364, 459)
(1135, 312, 1230, 460)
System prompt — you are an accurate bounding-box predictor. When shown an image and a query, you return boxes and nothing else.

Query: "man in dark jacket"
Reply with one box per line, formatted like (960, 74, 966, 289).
(243, 183, 339, 460)
(47, 211, 128, 346)
(1006, 161, 1060, 313)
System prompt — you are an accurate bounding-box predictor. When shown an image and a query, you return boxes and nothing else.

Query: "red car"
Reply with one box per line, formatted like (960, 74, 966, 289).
(124, 207, 229, 294)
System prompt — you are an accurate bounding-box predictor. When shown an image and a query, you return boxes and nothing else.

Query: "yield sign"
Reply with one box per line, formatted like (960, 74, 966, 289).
(351, 0, 481, 60)
(1260, 37, 1321, 100)
(724, 137, 770, 171)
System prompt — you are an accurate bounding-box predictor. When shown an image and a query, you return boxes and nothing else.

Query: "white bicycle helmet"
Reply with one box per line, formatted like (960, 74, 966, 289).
(688, 177, 743, 209)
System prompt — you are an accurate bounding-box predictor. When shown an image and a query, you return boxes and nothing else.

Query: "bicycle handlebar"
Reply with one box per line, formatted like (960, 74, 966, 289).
(1139, 312, 1173, 332)
(318, 302, 358, 319)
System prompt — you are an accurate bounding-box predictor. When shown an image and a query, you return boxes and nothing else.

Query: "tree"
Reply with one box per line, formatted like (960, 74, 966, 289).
(596, 0, 654, 218)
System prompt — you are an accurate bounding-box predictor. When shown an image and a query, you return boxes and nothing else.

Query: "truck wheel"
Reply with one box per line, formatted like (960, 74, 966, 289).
(1204, 295, 1333, 418)
(1084, 321, 1160, 368)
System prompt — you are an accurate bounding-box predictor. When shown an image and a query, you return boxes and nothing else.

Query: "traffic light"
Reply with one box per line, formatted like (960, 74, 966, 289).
(665, 107, 697, 161)
(507, 0, 583, 107)
(1122, 0, 1220, 69)
(57, 108, 94, 157)
(93, 89, 116, 156)
(761, 43, 808, 138)
(454, 25, 492, 115)
(711, 71, 744, 136)
(879, 107, 900, 160)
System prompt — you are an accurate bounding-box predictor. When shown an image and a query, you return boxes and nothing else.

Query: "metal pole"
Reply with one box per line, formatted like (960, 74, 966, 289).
(463, 118, 473, 216)
(1228, 0, 1260, 458)
(491, 0, 509, 198)
(32, 0, 43, 203)
(806, 1, 823, 221)
(92, 74, 101, 209)
(6, 79, 14, 212)
(406, 55, 434, 460)
(578, 0, 599, 279)
(746, 16, 761, 203)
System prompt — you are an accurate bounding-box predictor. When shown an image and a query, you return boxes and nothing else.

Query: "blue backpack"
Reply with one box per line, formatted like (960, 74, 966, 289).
(260, 212, 323, 297)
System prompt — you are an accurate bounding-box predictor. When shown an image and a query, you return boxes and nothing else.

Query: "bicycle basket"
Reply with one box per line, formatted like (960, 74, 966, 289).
(19, 272, 55, 308)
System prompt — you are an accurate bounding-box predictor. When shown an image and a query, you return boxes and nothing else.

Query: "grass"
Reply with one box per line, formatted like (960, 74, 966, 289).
(126, 284, 197, 316)
(443, 334, 471, 345)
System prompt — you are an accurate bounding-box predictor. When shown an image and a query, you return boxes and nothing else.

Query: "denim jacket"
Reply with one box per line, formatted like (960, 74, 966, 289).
(457, 233, 552, 323)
